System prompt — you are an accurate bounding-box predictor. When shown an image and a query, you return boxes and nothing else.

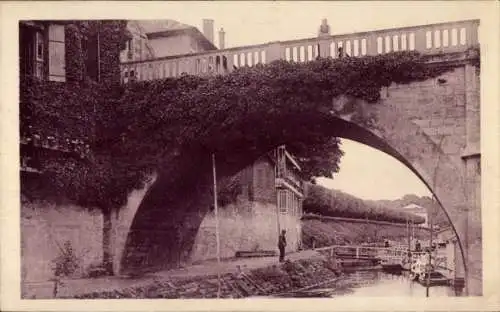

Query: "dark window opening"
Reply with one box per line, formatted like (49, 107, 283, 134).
(83, 33, 100, 81)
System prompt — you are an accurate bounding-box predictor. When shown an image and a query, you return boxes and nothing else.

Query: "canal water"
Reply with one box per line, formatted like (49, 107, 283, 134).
(275, 270, 463, 298)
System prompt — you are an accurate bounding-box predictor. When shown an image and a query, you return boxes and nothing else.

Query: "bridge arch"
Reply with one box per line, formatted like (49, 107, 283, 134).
(118, 77, 471, 282)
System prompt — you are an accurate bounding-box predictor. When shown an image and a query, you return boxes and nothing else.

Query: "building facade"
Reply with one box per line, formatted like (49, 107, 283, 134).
(20, 20, 133, 293)
(191, 145, 304, 262)
(121, 19, 220, 83)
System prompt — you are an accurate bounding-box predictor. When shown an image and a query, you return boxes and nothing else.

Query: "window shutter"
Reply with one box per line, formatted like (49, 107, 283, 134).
(47, 24, 65, 82)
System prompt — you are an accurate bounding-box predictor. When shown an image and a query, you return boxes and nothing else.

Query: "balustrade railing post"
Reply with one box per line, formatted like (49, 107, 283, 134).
(414, 28, 428, 52)
(366, 34, 379, 56)
(266, 42, 283, 63)
(318, 38, 331, 58)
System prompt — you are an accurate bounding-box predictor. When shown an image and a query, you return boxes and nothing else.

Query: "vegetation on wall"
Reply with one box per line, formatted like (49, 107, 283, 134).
(303, 183, 426, 224)
(21, 22, 459, 273)
(21, 50, 452, 210)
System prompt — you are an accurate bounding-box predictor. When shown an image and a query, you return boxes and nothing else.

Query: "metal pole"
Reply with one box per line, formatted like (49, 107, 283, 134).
(407, 217, 411, 263)
(275, 147, 281, 241)
(212, 153, 221, 298)
(426, 200, 434, 297)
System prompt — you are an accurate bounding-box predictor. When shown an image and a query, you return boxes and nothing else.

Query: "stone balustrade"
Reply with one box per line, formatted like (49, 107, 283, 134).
(121, 19, 479, 83)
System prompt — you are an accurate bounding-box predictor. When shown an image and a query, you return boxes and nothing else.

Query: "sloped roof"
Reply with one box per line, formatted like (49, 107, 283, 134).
(133, 19, 193, 35)
(129, 19, 217, 51)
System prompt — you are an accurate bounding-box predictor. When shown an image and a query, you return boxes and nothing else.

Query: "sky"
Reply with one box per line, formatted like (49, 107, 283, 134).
(146, 1, 488, 201)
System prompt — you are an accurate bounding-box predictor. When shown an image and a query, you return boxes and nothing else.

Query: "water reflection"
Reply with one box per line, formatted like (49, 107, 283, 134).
(277, 270, 463, 298)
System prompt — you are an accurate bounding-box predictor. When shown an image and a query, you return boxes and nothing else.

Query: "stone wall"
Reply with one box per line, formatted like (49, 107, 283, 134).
(21, 200, 103, 283)
(21, 175, 155, 286)
(385, 66, 468, 167)
(373, 60, 480, 294)
(190, 199, 282, 262)
(111, 175, 156, 275)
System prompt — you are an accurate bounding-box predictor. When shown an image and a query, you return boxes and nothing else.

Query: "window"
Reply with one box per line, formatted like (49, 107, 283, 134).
(20, 25, 48, 80)
(35, 32, 44, 61)
(279, 190, 287, 214)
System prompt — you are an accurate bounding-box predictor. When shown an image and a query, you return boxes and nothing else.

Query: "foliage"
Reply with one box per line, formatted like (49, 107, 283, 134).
(21, 42, 455, 211)
(302, 218, 430, 248)
(303, 183, 426, 224)
(367, 194, 450, 227)
(52, 241, 80, 277)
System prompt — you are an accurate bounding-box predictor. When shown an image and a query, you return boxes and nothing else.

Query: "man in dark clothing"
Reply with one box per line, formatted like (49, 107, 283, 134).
(415, 240, 422, 252)
(278, 230, 287, 262)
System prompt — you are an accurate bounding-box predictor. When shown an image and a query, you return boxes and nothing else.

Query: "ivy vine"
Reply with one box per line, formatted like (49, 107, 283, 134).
(21, 42, 468, 211)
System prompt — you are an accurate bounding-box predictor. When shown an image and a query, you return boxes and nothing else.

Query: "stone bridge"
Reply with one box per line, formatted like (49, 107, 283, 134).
(115, 20, 480, 294)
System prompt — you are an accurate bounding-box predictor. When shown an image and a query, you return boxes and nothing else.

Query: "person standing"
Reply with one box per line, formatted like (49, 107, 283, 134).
(278, 230, 287, 262)
(415, 240, 422, 252)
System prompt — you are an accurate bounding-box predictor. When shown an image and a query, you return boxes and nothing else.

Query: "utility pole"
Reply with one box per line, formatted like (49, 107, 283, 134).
(212, 153, 221, 298)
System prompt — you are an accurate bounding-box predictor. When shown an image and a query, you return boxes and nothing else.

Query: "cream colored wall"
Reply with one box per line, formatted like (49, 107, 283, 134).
(190, 197, 302, 263)
(149, 35, 195, 58)
(21, 201, 103, 283)
(21, 175, 156, 283)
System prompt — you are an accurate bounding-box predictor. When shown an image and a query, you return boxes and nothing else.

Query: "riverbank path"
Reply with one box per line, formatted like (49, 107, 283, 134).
(24, 249, 323, 299)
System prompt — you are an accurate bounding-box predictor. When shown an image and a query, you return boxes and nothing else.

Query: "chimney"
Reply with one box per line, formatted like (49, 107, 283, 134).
(202, 19, 214, 44)
(218, 28, 225, 49)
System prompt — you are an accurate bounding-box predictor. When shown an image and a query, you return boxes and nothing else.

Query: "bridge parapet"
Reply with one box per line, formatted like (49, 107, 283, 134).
(121, 19, 479, 83)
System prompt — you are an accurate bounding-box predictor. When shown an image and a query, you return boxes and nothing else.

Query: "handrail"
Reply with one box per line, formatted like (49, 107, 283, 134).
(120, 19, 479, 83)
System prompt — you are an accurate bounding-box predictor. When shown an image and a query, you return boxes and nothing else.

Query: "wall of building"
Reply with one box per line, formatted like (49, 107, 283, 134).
(149, 35, 197, 58)
(190, 156, 302, 262)
(120, 23, 155, 63)
(252, 157, 277, 203)
(190, 199, 277, 262)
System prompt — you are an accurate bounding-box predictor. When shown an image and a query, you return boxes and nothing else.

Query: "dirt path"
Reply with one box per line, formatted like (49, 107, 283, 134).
(24, 249, 323, 299)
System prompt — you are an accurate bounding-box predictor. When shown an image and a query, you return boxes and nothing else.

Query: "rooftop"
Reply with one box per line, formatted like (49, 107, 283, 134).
(130, 19, 217, 51)
(132, 19, 192, 34)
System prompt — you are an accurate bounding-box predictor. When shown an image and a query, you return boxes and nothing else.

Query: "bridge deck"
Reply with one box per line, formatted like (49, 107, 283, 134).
(121, 19, 479, 83)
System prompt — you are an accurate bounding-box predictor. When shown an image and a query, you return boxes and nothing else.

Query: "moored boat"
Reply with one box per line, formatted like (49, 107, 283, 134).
(417, 271, 450, 287)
